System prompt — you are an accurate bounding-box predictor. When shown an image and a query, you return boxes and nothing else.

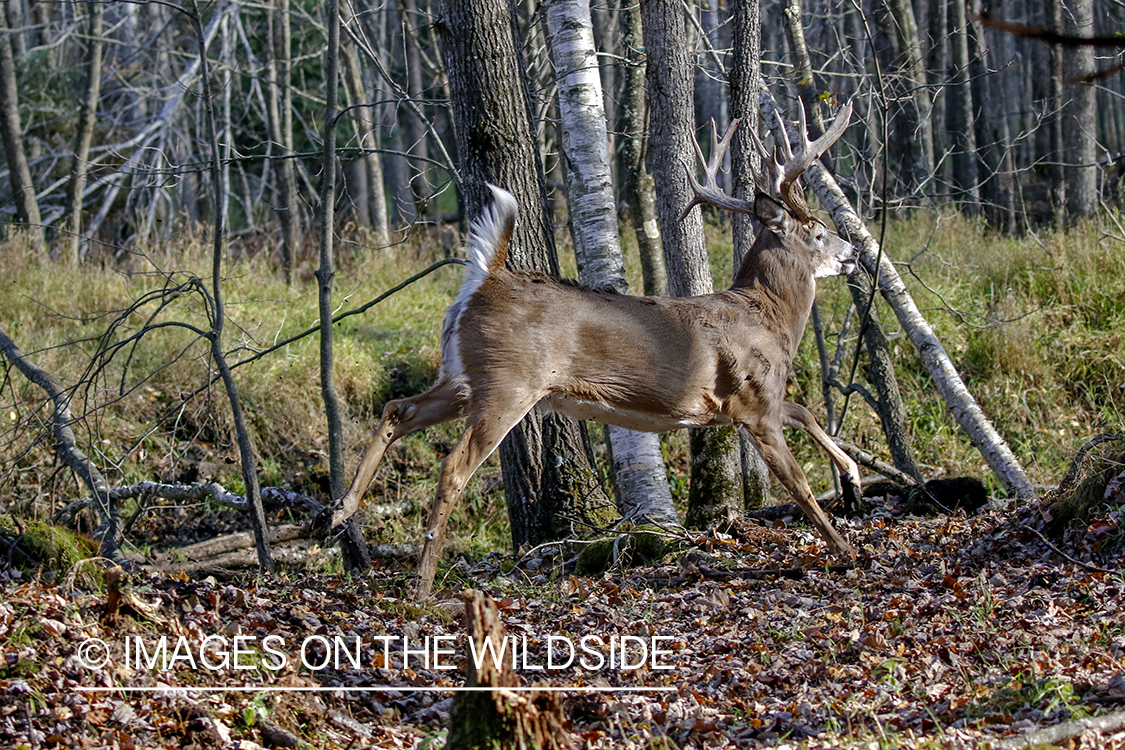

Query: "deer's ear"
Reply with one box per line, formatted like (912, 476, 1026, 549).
(755, 194, 790, 234)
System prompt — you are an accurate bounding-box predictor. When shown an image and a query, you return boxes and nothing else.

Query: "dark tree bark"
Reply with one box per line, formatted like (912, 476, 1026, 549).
(64, 1, 104, 266)
(400, 0, 433, 219)
(616, 0, 667, 297)
(639, 0, 743, 527)
(435, 0, 606, 549)
(886, 0, 935, 201)
(187, 0, 274, 574)
(317, 0, 370, 572)
(728, 0, 771, 510)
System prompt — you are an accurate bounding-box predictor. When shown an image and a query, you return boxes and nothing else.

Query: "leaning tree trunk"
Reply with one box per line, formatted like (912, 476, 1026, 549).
(546, 0, 677, 527)
(779, 4, 921, 484)
(640, 0, 744, 528)
(762, 93, 1035, 501)
(0, 6, 44, 251)
(64, 1, 104, 266)
(436, 0, 607, 550)
(727, 0, 771, 510)
(188, 0, 274, 573)
(317, 0, 370, 573)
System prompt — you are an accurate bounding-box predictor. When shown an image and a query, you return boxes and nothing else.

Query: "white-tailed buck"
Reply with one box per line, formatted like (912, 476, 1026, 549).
(326, 101, 860, 598)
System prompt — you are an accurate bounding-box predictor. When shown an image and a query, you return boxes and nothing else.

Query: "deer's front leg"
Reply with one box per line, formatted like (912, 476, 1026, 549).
(745, 423, 854, 557)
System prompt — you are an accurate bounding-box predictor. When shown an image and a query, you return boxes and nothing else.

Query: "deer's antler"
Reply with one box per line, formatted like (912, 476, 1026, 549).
(775, 99, 853, 222)
(680, 118, 755, 221)
(682, 100, 852, 223)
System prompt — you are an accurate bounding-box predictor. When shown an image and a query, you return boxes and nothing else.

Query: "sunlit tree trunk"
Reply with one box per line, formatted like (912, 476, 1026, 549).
(65, 1, 104, 266)
(546, 0, 677, 527)
(1062, 0, 1098, 221)
(0, 7, 44, 251)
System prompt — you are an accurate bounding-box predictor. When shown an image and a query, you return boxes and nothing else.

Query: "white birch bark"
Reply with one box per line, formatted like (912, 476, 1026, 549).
(761, 92, 1036, 501)
(546, 0, 677, 525)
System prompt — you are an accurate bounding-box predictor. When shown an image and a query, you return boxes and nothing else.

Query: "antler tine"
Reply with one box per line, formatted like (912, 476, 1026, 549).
(748, 128, 782, 197)
(680, 118, 756, 220)
(778, 99, 853, 221)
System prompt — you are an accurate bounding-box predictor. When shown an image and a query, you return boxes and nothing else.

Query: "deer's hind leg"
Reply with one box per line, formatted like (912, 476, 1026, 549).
(782, 401, 862, 508)
(414, 392, 542, 599)
(330, 379, 466, 529)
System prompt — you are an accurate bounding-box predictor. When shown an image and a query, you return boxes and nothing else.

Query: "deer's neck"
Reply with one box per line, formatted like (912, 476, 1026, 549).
(731, 246, 817, 353)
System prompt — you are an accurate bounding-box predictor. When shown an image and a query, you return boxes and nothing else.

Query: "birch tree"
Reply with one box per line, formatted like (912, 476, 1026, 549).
(546, 0, 677, 527)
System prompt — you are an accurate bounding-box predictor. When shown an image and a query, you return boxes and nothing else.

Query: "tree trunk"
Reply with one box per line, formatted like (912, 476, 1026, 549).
(340, 13, 389, 245)
(968, 0, 1014, 230)
(728, 0, 771, 510)
(436, 0, 606, 550)
(545, 0, 677, 526)
(616, 0, 667, 297)
(846, 274, 922, 482)
(763, 92, 1035, 501)
(271, 0, 299, 281)
(64, 1, 104, 266)
(401, 0, 433, 220)
(1062, 0, 1098, 222)
(639, 0, 743, 527)
(447, 592, 571, 750)
(779, 3, 921, 484)
(1049, 0, 1067, 226)
(0, 6, 44, 251)
(187, 0, 274, 574)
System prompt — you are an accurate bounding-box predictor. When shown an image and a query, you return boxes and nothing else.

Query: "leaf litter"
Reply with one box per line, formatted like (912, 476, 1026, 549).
(0, 495, 1122, 749)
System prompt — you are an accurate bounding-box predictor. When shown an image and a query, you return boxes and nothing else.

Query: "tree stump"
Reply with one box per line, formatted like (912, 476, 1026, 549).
(447, 591, 572, 750)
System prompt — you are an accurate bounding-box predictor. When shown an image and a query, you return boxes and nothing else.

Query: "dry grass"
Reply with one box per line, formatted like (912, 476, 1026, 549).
(1, 209, 1122, 560)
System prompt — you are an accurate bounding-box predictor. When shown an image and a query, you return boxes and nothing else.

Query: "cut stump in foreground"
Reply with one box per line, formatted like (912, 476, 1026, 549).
(447, 590, 572, 750)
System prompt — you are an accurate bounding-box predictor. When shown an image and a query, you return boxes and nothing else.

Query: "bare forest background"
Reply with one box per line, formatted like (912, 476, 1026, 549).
(0, 0, 1123, 572)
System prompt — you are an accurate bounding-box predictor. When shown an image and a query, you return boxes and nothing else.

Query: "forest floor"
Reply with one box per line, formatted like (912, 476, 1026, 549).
(1, 488, 1123, 749)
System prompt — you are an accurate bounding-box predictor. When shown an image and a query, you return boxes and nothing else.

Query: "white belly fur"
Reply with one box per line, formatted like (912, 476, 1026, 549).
(541, 394, 733, 432)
